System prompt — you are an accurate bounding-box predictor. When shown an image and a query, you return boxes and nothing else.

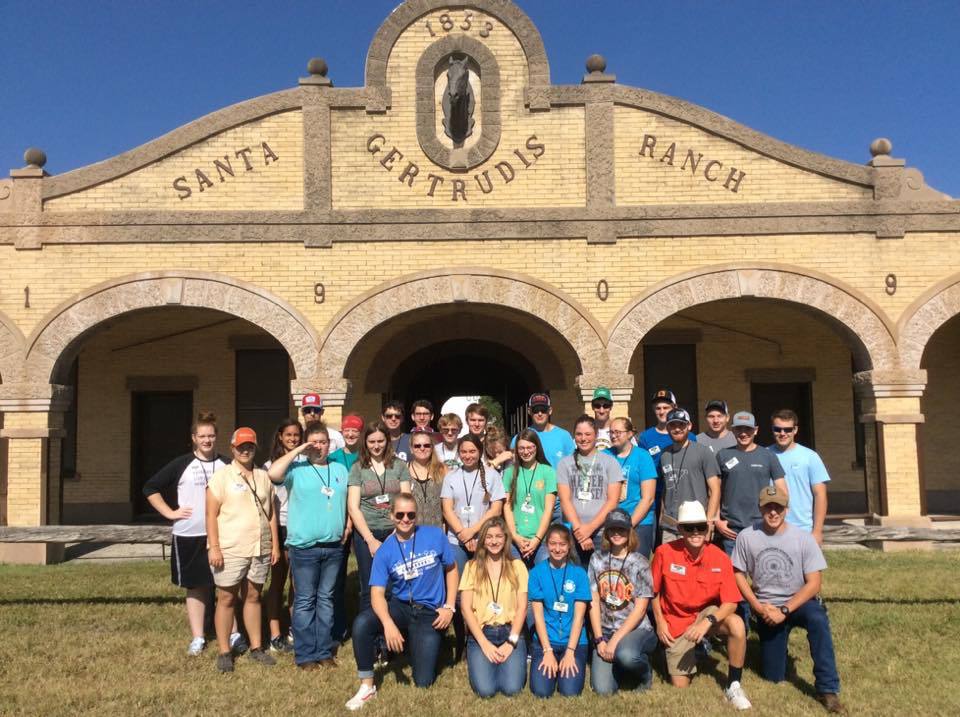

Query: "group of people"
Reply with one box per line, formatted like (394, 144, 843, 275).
(144, 388, 843, 713)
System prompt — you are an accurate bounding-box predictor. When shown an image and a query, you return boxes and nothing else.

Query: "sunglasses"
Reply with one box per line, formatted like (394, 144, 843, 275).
(412, 443, 432, 449)
(530, 407, 549, 415)
(680, 523, 709, 534)
(302, 407, 323, 415)
(394, 511, 417, 521)
(383, 413, 403, 419)
(234, 444, 257, 453)
(772, 427, 796, 433)
(592, 402, 613, 409)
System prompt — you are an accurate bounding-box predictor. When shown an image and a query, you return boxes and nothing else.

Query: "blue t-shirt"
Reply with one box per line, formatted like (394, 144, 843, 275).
(637, 427, 697, 461)
(608, 445, 658, 525)
(329, 448, 359, 471)
(528, 560, 592, 646)
(513, 425, 575, 468)
(369, 525, 454, 608)
(770, 443, 830, 532)
(283, 461, 349, 548)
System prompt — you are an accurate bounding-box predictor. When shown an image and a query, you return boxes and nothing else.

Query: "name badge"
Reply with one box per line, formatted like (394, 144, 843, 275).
(488, 601, 503, 616)
(662, 463, 674, 474)
(725, 457, 740, 469)
(520, 502, 536, 514)
(648, 445, 661, 456)
(231, 482, 247, 493)
(577, 490, 593, 501)
(669, 563, 687, 576)
(320, 486, 335, 498)
(402, 568, 420, 580)
(374, 494, 390, 505)
(552, 600, 569, 613)
(605, 594, 624, 608)
(461, 504, 475, 515)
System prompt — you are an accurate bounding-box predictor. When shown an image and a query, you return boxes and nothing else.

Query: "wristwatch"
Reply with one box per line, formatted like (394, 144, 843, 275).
(442, 604, 456, 613)
(779, 605, 791, 616)
(593, 636, 605, 646)
(508, 633, 520, 647)
(704, 613, 718, 626)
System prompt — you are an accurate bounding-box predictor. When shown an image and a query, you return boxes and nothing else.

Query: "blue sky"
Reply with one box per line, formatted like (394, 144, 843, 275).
(2, 0, 958, 196)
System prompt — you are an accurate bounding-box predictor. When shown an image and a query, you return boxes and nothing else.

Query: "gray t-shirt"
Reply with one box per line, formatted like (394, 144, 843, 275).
(441, 466, 505, 544)
(659, 441, 720, 528)
(717, 446, 785, 531)
(588, 550, 654, 637)
(696, 431, 737, 455)
(732, 523, 827, 606)
(557, 452, 624, 528)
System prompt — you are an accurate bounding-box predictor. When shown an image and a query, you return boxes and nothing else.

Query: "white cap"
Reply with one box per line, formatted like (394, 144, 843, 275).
(677, 501, 708, 525)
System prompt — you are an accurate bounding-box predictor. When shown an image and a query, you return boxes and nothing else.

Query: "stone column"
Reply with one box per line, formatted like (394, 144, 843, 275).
(0, 384, 71, 564)
(854, 370, 931, 549)
(577, 375, 634, 418)
(291, 377, 349, 429)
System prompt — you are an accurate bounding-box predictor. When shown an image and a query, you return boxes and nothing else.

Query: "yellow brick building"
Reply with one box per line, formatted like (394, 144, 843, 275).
(1, 0, 957, 562)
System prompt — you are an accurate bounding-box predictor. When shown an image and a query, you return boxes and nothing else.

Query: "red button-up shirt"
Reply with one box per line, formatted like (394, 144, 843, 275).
(651, 539, 742, 638)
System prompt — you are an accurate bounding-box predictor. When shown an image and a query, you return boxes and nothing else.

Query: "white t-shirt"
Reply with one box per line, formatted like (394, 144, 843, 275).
(175, 457, 226, 537)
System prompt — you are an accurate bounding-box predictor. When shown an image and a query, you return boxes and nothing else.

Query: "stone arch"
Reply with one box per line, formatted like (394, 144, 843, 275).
(24, 271, 320, 384)
(0, 309, 27, 384)
(898, 273, 960, 369)
(607, 264, 898, 374)
(365, 0, 550, 88)
(317, 268, 606, 382)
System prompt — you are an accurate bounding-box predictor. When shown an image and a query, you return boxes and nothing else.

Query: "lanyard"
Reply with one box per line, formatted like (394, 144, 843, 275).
(575, 452, 598, 489)
(237, 466, 270, 524)
(549, 561, 570, 604)
(397, 530, 418, 605)
(488, 561, 503, 604)
(310, 462, 332, 492)
(518, 463, 539, 505)
(607, 553, 627, 594)
(410, 463, 431, 503)
(461, 468, 480, 517)
(370, 462, 387, 496)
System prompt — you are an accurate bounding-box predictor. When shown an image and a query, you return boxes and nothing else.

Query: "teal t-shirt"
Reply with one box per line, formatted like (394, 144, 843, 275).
(283, 460, 349, 548)
(329, 448, 359, 471)
(503, 463, 558, 538)
(528, 560, 591, 646)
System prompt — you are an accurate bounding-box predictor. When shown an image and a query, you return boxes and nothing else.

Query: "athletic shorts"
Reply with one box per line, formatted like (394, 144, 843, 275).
(170, 534, 214, 589)
(213, 554, 271, 588)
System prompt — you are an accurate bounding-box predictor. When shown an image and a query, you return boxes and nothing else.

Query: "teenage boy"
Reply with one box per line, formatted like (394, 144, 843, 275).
(592, 387, 615, 451)
(381, 401, 406, 460)
(521, 392, 575, 467)
(658, 409, 720, 543)
(769, 409, 830, 545)
(302, 393, 344, 450)
(733, 486, 844, 713)
(395, 399, 438, 461)
(697, 400, 736, 454)
(639, 389, 696, 460)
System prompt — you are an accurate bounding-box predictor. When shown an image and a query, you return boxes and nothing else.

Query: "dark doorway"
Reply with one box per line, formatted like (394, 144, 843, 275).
(750, 381, 815, 449)
(236, 349, 290, 465)
(643, 344, 699, 431)
(131, 391, 193, 517)
(388, 339, 539, 435)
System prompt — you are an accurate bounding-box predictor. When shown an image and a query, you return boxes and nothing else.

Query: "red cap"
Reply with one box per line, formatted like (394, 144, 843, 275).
(302, 393, 323, 408)
(231, 427, 258, 447)
(341, 414, 364, 431)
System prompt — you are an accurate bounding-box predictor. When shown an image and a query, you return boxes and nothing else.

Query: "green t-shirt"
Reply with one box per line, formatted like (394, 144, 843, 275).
(503, 463, 557, 538)
(329, 448, 359, 471)
(347, 460, 407, 532)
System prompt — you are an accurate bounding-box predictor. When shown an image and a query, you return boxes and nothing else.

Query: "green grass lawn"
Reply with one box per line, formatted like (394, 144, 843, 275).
(1, 550, 958, 716)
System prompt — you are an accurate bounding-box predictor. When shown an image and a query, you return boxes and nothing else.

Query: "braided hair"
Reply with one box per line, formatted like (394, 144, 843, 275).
(458, 433, 489, 503)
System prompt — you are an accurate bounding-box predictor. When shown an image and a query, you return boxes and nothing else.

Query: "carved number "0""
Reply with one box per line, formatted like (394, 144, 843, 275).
(314, 283, 325, 304)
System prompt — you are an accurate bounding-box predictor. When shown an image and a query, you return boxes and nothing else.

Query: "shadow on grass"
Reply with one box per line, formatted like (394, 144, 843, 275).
(0, 595, 180, 606)
(826, 596, 957, 605)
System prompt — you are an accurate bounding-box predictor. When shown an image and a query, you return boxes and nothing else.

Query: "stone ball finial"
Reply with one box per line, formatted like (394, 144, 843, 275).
(586, 54, 607, 74)
(307, 58, 328, 77)
(24, 147, 47, 168)
(870, 138, 893, 157)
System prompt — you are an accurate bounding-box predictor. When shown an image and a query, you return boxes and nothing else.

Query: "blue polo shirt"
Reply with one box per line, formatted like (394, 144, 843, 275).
(528, 559, 591, 646)
(283, 460, 349, 548)
(370, 525, 454, 608)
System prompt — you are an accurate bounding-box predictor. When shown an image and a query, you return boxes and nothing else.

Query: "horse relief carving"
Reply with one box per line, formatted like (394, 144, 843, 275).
(441, 56, 475, 146)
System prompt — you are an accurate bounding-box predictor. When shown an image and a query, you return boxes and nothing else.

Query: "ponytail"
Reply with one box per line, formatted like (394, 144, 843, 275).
(479, 460, 490, 504)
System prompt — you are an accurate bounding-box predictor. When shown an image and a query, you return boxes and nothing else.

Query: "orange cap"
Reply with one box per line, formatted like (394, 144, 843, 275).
(231, 427, 258, 447)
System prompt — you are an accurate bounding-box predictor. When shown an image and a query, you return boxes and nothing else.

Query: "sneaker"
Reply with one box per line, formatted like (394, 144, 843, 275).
(269, 635, 292, 653)
(229, 632, 249, 657)
(345, 684, 377, 711)
(248, 648, 277, 666)
(216, 652, 234, 673)
(187, 636, 205, 656)
(286, 628, 295, 646)
(725, 681, 752, 710)
(816, 693, 846, 714)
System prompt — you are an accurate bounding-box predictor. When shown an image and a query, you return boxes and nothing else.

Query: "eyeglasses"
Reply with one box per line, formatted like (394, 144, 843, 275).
(609, 430, 631, 437)
(394, 511, 417, 520)
(772, 426, 796, 434)
(383, 413, 402, 419)
(412, 443, 432, 450)
(440, 427, 460, 434)
(592, 402, 613, 409)
(302, 407, 323, 415)
(679, 523, 709, 534)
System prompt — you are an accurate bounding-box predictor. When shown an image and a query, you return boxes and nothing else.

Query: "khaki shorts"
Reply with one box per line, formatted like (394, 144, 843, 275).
(665, 605, 719, 676)
(213, 554, 270, 588)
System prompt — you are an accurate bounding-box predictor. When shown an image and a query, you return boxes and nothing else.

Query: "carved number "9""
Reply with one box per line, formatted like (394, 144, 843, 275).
(884, 274, 897, 296)
(314, 283, 325, 304)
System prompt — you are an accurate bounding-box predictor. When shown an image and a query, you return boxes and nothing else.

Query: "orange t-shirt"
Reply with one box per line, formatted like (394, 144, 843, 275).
(651, 540, 741, 638)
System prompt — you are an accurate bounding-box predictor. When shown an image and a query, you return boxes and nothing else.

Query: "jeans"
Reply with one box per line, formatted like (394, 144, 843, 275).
(756, 598, 840, 694)
(573, 528, 603, 568)
(332, 539, 351, 642)
(529, 642, 588, 698)
(509, 542, 549, 568)
(288, 543, 343, 665)
(353, 528, 393, 614)
(466, 624, 527, 697)
(352, 599, 445, 687)
(719, 536, 751, 629)
(590, 627, 657, 694)
(634, 523, 655, 559)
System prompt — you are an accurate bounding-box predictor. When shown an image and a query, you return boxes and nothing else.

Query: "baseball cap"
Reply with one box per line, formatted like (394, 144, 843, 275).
(758, 484, 789, 507)
(341, 414, 364, 431)
(231, 427, 258, 447)
(592, 387, 613, 403)
(732, 411, 757, 428)
(302, 393, 323, 409)
(677, 501, 708, 525)
(528, 393, 551, 410)
(604, 508, 632, 531)
(666, 408, 691, 425)
(651, 388, 676, 405)
(704, 399, 729, 415)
